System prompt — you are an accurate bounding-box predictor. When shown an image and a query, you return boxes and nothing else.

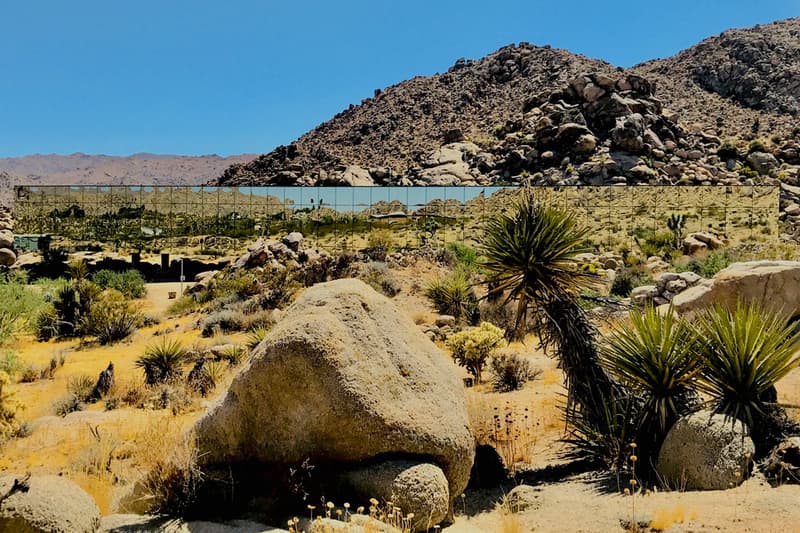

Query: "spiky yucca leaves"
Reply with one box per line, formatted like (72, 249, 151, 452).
(602, 306, 702, 435)
(137, 337, 188, 385)
(697, 302, 800, 450)
(481, 188, 617, 427)
(423, 269, 479, 322)
(482, 189, 599, 334)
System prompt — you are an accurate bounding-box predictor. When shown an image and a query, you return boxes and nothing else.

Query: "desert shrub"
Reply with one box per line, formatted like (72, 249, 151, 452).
(446, 242, 479, 270)
(748, 138, 769, 154)
(717, 139, 740, 160)
(446, 322, 505, 383)
(92, 269, 147, 299)
(80, 289, 141, 344)
(0, 371, 20, 441)
(67, 374, 96, 402)
(34, 305, 60, 341)
(167, 295, 205, 316)
(635, 230, 675, 258)
(358, 262, 400, 297)
(0, 351, 22, 377)
(424, 270, 479, 323)
(19, 365, 40, 383)
(201, 310, 247, 337)
(240, 308, 275, 332)
(211, 269, 261, 300)
(0, 279, 47, 341)
(697, 302, 800, 449)
(137, 337, 188, 385)
(0, 312, 15, 346)
(53, 393, 84, 417)
(678, 249, 736, 278)
(490, 353, 541, 392)
(364, 229, 395, 260)
(610, 268, 654, 298)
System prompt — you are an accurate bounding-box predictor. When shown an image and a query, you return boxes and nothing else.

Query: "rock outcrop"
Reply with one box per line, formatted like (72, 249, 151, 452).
(657, 410, 754, 490)
(0, 474, 101, 533)
(193, 279, 474, 524)
(670, 261, 800, 319)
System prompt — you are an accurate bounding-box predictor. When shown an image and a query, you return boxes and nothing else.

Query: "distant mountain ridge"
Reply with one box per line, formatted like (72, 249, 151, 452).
(0, 153, 256, 186)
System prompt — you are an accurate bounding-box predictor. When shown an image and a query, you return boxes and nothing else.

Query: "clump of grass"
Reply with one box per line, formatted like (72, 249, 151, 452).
(0, 370, 21, 443)
(424, 269, 479, 323)
(139, 433, 204, 516)
(218, 344, 246, 366)
(247, 326, 270, 350)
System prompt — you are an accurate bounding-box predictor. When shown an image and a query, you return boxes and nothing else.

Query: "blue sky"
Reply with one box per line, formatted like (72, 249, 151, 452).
(1, 1, 796, 158)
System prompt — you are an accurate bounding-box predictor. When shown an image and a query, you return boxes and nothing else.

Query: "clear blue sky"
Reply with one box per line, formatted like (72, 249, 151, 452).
(1, 1, 796, 158)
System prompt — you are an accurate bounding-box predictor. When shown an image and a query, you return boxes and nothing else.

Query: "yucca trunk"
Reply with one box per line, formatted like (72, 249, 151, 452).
(540, 297, 618, 424)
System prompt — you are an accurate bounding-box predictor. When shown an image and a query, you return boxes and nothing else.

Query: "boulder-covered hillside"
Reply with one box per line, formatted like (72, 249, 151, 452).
(216, 18, 800, 187)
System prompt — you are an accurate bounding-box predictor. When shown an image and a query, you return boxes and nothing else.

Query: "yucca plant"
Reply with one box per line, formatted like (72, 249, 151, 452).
(601, 306, 702, 435)
(481, 187, 617, 426)
(247, 326, 270, 350)
(137, 337, 188, 385)
(697, 302, 800, 451)
(423, 269, 479, 322)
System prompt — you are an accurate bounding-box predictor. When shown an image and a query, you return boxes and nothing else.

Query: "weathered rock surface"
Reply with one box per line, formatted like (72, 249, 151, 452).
(194, 279, 474, 510)
(0, 474, 101, 533)
(670, 261, 800, 319)
(341, 461, 449, 532)
(657, 410, 754, 490)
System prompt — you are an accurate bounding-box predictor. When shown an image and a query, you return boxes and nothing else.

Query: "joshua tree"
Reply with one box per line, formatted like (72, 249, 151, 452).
(481, 188, 617, 425)
(666, 213, 686, 250)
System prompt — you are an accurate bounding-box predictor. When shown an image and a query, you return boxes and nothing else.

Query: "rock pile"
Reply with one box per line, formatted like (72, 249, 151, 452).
(0, 206, 15, 267)
(631, 271, 704, 306)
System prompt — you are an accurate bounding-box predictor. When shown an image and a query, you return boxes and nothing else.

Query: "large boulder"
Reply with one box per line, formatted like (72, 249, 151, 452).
(341, 461, 449, 532)
(0, 248, 15, 267)
(0, 474, 101, 532)
(657, 410, 754, 490)
(670, 261, 800, 319)
(194, 279, 474, 511)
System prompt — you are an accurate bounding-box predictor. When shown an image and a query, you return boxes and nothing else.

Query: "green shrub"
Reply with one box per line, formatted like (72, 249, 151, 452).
(211, 270, 261, 300)
(137, 337, 189, 385)
(218, 344, 246, 366)
(446, 242, 479, 270)
(490, 353, 541, 392)
(0, 352, 22, 378)
(0, 371, 20, 441)
(364, 230, 395, 260)
(717, 140, 740, 161)
(635, 230, 675, 258)
(92, 269, 147, 299)
(610, 268, 654, 298)
(424, 270, 479, 323)
(446, 322, 505, 383)
(80, 290, 140, 344)
(678, 249, 736, 278)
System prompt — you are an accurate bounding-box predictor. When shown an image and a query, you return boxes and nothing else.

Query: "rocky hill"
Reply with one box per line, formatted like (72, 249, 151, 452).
(0, 153, 255, 186)
(634, 18, 800, 117)
(217, 18, 800, 187)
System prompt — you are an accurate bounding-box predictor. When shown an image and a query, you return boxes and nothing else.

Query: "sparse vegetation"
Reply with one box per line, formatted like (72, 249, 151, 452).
(490, 353, 541, 392)
(424, 269, 479, 323)
(447, 322, 505, 384)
